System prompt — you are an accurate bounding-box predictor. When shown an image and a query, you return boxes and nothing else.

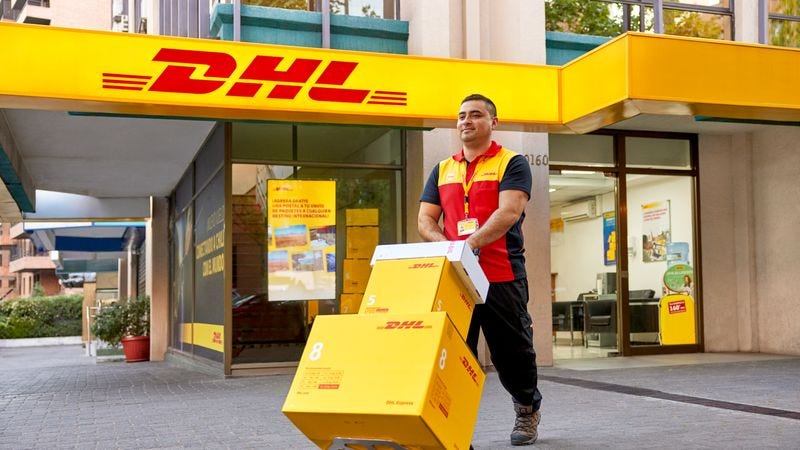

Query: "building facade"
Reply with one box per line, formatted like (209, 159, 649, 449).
(1, 0, 800, 376)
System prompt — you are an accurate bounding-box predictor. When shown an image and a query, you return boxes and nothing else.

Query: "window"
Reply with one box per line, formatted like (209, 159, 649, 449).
(312, 0, 398, 19)
(769, 0, 800, 48)
(230, 123, 404, 365)
(545, 0, 733, 40)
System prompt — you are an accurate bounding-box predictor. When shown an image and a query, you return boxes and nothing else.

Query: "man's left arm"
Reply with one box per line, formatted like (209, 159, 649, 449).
(465, 155, 531, 251)
(465, 189, 528, 251)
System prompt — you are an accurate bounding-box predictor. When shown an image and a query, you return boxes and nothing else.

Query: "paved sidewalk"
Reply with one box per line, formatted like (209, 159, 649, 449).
(1, 345, 799, 449)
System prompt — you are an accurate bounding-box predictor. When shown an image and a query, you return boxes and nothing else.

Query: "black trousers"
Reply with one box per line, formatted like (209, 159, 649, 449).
(466, 278, 542, 411)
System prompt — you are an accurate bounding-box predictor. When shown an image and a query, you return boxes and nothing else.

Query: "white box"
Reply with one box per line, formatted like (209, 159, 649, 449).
(370, 241, 489, 304)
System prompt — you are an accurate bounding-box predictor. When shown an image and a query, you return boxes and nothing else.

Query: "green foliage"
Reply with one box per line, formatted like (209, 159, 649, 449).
(0, 295, 83, 339)
(243, 0, 308, 10)
(771, 0, 800, 48)
(32, 282, 46, 298)
(664, 10, 723, 40)
(545, 0, 622, 37)
(91, 296, 150, 348)
(362, 4, 378, 18)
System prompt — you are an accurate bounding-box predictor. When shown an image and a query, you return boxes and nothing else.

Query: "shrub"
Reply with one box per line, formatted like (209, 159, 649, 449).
(0, 295, 83, 339)
(91, 296, 150, 348)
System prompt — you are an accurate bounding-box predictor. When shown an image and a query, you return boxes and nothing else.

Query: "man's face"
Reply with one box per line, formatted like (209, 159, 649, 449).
(457, 100, 497, 144)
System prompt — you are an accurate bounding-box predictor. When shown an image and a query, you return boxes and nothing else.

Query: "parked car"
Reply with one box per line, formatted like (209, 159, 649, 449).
(60, 274, 85, 288)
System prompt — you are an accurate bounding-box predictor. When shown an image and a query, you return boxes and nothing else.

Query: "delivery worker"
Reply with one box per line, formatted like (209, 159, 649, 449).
(418, 93, 542, 446)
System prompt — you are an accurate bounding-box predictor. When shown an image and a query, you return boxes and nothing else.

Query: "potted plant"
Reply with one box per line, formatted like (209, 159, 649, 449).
(92, 296, 150, 362)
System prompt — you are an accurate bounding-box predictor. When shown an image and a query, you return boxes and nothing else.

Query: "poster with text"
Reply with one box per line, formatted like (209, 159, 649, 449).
(603, 212, 616, 266)
(642, 200, 671, 263)
(267, 180, 336, 301)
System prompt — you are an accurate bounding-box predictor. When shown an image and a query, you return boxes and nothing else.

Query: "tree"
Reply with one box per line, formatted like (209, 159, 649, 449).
(771, 0, 800, 48)
(362, 4, 379, 18)
(664, 10, 724, 40)
(545, 0, 622, 37)
(243, 0, 308, 10)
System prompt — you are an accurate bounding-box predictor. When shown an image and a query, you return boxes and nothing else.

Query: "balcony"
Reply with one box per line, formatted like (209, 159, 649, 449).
(16, 0, 50, 25)
(9, 254, 55, 273)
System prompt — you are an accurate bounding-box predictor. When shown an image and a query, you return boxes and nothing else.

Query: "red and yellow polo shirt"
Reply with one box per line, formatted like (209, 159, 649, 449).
(420, 141, 531, 282)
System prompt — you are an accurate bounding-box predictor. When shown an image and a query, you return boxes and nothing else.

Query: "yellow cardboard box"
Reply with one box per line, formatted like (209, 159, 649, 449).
(360, 257, 476, 340)
(283, 312, 484, 450)
(343, 258, 372, 294)
(339, 293, 363, 314)
(371, 242, 488, 304)
(346, 208, 379, 226)
(346, 226, 379, 259)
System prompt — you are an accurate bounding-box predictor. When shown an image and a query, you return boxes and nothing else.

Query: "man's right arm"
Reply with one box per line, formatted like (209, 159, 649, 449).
(418, 202, 447, 242)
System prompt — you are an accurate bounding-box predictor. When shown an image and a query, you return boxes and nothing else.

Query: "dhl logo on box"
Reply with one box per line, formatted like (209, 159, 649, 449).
(360, 257, 476, 340)
(282, 312, 484, 450)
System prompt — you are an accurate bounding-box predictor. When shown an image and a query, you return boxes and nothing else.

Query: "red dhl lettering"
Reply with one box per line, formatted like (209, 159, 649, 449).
(103, 48, 407, 106)
(409, 263, 436, 269)
(668, 300, 687, 314)
(460, 355, 480, 386)
(459, 292, 473, 311)
(382, 320, 429, 329)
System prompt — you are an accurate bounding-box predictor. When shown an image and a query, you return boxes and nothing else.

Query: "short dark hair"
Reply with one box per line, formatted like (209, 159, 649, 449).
(461, 94, 497, 118)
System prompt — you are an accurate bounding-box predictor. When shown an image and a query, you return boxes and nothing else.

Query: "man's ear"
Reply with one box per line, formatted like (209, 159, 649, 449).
(491, 117, 498, 129)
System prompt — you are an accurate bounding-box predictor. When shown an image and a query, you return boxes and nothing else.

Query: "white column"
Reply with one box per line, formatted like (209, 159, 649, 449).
(147, 197, 169, 361)
(736, 0, 760, 44)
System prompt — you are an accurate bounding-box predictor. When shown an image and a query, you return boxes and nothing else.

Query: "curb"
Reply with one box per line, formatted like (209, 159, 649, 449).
(0, 336, 83, 348)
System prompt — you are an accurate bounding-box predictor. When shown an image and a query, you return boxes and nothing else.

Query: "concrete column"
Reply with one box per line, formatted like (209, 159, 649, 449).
(401, 0, 463, 58)
(82, 282, 97, 343)
(117, 257, 128, 301)
(127, 247, 138, 299)
(147, 196, 169, 361)
(731, 134, 759, 351)
(736, 0, 760, 44)
(147, 0, 159, 35)
(699, 134, 740, 351)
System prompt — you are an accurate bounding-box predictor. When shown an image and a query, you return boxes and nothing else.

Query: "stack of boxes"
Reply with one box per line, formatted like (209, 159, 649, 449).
(340, 208, 380, 314)
(283, 241, 490, 450)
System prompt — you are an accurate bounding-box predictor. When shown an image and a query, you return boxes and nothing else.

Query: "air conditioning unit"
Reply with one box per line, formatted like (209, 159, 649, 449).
(113, 14, 129, 32)
(560, 199, 597, 222)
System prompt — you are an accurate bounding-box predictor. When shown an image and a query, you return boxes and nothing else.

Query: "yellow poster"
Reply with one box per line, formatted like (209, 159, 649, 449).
(267, 180, 336, 301)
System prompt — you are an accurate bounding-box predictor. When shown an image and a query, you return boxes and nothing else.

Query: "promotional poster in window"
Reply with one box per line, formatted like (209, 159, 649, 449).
(267, 180, 336, 301)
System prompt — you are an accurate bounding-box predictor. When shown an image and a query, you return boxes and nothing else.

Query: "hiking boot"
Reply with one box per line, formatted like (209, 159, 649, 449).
(510, 402, 540, 446)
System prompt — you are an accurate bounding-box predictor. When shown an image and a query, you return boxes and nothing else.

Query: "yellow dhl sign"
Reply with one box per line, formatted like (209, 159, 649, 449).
(4, 23, 800, 131)
(0, 22, 559, 129)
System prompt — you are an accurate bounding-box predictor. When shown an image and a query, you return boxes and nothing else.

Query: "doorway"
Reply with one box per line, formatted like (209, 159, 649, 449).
(549, 130, 702, 360)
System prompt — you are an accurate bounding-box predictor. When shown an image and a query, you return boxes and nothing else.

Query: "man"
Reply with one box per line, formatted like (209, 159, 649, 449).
(418, 94, 542, 446)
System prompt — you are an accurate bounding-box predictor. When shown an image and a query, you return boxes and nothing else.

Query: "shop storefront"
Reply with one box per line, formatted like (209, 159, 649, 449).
(550, 130, 701, 358)
(5, 8, 800, 375)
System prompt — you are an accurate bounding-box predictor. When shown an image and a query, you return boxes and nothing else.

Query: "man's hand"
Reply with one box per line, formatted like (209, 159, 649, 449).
(418, 202, 448, 242)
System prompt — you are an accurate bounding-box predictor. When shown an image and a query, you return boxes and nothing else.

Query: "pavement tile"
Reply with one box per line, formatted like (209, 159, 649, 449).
(1, 345, 799, 449)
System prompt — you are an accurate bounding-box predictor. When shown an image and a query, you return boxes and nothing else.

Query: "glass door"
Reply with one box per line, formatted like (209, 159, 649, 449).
(620, 135, 701, 355)
(549, 133, 619, 359)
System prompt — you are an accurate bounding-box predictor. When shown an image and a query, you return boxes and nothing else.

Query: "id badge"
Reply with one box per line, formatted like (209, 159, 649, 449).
(457, 218, 479, 236)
